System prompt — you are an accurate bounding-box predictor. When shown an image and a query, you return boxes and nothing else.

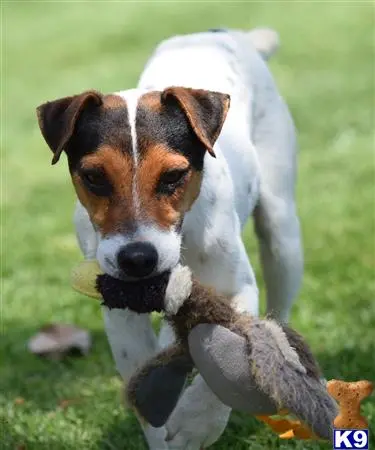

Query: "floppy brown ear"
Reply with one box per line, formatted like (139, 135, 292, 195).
(36, 90, 103, 165)
(161, 87, 230, 157)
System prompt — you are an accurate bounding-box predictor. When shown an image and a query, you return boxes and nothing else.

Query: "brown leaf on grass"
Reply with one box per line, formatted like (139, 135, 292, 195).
(28, 324, 91, 359)
(14, 397, 25, 405)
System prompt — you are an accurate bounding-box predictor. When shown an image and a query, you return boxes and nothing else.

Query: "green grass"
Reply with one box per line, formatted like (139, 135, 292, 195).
(1, 1, 374, 449)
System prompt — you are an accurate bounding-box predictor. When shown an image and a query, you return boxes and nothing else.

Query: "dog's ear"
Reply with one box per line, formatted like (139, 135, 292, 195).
(36, 90, 103, 165)
(161, 87, 230, 157)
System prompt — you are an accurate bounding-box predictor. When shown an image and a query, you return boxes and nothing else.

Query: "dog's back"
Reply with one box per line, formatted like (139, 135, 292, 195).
(138, 28, 279, 95)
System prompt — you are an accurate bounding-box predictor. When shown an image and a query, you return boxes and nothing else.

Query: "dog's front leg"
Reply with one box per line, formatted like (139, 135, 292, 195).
(103, 307, 170, 450)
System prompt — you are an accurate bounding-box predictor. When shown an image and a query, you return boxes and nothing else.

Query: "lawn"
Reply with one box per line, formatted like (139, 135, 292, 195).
(1, 1, 374, 449)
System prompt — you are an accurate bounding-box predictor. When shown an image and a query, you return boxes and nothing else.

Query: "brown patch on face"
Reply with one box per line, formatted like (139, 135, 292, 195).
(136, 144, 192, 229)
(102, 94, 126, 109)
(138, 91, 163, 112)
(72, 145, 135, 234)
(72, 135, 202, 234)
(134, 90, 212, 230)
(72, 174, 109, 228)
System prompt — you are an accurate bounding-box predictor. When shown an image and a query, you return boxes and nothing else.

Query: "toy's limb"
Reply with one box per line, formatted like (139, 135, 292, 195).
(188, 324, 277, 415)
(126, 344, 194, 428)
(188, 323, 338, 440)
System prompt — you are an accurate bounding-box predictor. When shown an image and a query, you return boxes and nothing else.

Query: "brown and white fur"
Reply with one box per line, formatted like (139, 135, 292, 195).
(37, 28, 303, 450)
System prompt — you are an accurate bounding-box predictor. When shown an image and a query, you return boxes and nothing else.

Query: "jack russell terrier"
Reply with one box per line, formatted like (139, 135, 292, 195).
(36, 27, 303, 450)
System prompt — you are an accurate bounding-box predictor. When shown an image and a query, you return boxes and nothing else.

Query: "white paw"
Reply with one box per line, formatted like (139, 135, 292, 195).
(165, 375, 231, 450)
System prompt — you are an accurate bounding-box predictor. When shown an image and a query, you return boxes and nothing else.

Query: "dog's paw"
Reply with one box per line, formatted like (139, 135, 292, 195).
(165, 375, 230, 449)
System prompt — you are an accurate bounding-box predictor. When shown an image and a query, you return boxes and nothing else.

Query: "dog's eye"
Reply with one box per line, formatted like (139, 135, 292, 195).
(157, 168, 189, 195)
(80, 169, 112, 196)
(161, 169, 187, 185)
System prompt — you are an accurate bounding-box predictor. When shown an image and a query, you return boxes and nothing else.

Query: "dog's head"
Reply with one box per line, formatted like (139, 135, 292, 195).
(36, 87, 230, 280)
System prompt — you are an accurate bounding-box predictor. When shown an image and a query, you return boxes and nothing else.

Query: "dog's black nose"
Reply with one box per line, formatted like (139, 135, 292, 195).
(117, 242, 158, 278)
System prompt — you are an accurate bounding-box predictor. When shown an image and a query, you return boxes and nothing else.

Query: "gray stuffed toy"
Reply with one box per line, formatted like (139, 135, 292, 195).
(97, 264, 338, 441)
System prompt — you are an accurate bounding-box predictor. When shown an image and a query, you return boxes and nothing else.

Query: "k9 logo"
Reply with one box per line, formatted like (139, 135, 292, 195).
(333, 429, 369, 449)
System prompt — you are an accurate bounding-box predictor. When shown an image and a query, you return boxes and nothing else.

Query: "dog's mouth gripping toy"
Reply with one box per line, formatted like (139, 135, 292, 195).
(71, 260, 348, 441)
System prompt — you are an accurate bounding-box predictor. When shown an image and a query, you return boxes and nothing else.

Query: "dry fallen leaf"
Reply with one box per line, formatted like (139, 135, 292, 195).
(28, 324, 91, 359)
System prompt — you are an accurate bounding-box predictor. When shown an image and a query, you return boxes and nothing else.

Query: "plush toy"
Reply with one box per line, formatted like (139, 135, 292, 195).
(72, 261, 338, 440)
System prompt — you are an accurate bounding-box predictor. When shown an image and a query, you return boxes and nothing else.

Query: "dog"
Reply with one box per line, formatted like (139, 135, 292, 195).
(36, 28, 303, 450)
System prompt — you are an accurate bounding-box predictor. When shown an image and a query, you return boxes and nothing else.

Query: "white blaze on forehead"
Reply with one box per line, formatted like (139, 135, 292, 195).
(116, 89, 146, 217)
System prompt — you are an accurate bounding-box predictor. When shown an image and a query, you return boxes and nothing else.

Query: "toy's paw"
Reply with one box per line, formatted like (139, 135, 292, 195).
(165, 375, 231, 449)
(71, 259, 102, 299)
(165, 264, 193, 314)
(188, 324, 277, 415)
(143, 424, 170, 450)
(127, 352, 193, 428)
